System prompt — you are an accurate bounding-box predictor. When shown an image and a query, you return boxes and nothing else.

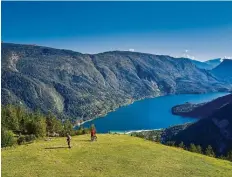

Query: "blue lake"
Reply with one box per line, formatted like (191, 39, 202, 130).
(83, 92, 229, 133)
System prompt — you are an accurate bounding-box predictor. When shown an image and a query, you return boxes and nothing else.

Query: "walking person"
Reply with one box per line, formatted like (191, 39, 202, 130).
(90, 124, 97, 141)
(66, 133, 71, 148)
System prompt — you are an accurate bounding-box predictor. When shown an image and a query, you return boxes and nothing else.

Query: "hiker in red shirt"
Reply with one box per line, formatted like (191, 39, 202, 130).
(90, 124, 97, 141)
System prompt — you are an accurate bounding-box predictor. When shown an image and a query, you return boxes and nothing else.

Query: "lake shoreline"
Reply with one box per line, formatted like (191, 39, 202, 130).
(77, 92, 229, 132)
(77, 92, 164, 127)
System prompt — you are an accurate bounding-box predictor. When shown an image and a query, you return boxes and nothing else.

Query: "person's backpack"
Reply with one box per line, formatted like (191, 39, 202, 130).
(67, 135, 71, 141)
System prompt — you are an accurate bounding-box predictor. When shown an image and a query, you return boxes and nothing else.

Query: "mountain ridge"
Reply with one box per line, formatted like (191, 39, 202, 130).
(1, 43, 230, 121)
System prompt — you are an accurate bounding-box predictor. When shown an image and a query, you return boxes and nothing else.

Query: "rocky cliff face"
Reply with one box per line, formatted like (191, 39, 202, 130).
(1, 43, 230, 121)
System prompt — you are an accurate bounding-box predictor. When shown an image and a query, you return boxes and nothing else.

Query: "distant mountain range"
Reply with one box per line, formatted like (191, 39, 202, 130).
(1, 43, 231, 121)
(189, 58, 222, 70)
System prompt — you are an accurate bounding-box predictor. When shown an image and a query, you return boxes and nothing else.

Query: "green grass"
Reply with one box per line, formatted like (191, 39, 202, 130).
(2, 134, 232, 177)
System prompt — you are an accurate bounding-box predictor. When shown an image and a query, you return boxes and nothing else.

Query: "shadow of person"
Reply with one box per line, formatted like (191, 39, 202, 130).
(44, 147, 69, 149)
(78, 140, 91, 142)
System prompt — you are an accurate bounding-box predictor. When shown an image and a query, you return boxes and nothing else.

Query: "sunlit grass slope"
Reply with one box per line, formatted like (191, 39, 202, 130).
(2, 134, 232, 177)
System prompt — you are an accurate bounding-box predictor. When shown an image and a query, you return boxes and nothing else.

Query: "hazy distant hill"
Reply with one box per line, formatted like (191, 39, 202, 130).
(1, 43, 230, 121)
(205, 58, 222, 69)
(189, 58, 221, 70)
(190, 59, 212, 70)
(211, 59, 232, 83)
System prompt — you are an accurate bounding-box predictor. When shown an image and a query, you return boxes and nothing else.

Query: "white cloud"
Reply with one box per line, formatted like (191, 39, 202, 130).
(129, 48, 135, 52)
(223, 56, 232, 59)
(181, 49, 195, 60)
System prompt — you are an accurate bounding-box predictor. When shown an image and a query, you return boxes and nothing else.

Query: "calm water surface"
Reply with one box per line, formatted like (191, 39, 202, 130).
(83, 92, 229, 133)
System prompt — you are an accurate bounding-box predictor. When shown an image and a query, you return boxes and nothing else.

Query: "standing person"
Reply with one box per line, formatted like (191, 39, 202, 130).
(90, 124, 97, 141)
(66, 133, 71, 148)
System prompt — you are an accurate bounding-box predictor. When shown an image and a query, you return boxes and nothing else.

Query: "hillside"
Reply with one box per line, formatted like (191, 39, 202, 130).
(2, 134, 232, 177)
(211, 59, 232, 83)
(172, 93, 232, 118)
(1, 43, 230, 122)
(170, 102, 232, 155)
(135, 94, 232, 156)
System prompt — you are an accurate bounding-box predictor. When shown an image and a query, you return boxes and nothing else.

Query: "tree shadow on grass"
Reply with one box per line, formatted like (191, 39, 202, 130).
(44, 147, 69, 150)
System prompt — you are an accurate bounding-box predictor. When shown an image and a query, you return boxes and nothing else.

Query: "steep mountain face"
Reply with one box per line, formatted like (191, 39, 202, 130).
(211, 59, 232, 83)
(170, 101, 232, 155)
(172, 94, 232, 118)
(1, 43, 230, 121)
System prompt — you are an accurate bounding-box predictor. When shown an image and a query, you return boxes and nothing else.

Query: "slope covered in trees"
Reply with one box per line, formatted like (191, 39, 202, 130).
(1, 105, 90, 147)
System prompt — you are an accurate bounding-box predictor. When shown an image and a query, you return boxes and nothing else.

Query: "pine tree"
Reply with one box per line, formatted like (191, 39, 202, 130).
(189, 143, 197, 152)
(205, 145, 215, 157)
(196, 145, 202, 154)
(226, 150, 232, 161)
(178, 141, 185, 149)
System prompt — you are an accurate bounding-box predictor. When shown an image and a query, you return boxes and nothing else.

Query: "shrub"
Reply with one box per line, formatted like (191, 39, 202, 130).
(25, 134, 36, 142)
(17, 135, 26, 145)
(1, 128, 16, 147)
(26, 117, 47, 138)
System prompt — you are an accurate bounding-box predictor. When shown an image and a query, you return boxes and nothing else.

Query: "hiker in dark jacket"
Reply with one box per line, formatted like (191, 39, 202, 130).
(66, 133, 71, 148)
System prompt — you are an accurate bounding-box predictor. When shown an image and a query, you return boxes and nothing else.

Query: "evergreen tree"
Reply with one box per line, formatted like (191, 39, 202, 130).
(34, 118, 47, 137)
(196, 145, 202, 154)
(205, 145, 215, 157)
(166, 141, 176, 146)
(46, 112, 63, 135)
(1, 105, 20, 131)
(63, 120, 74, 135)
(189, 143, 197, 152)
(178, 141, 185, 149)
(226, 150, 232, 161)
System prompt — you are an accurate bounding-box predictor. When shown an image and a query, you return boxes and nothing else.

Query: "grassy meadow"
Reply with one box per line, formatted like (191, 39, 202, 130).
(2, 134, 232, 177)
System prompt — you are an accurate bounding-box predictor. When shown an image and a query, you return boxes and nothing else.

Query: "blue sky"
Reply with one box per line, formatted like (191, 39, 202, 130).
(2, 1, 232, 61)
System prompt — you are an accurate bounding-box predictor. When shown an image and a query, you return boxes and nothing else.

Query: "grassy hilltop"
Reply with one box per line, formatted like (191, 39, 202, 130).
(2, 134, 232, 177)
